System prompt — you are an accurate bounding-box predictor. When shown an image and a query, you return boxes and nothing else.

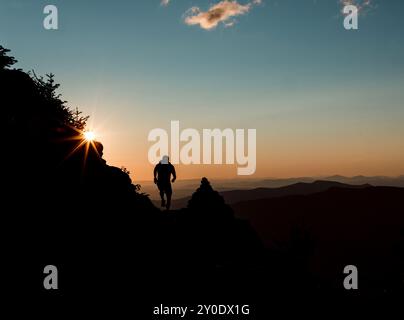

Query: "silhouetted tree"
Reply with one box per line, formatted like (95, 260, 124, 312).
(72, 107, 89, 130)
(31, 72, 89, 130)
(0, 45, 17, 69)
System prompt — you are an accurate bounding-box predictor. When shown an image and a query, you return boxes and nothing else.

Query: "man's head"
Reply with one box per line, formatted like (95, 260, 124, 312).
(161, 155, 169, 164)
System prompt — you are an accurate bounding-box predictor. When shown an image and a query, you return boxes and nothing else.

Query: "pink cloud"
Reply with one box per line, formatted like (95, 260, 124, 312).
(340, 0, 374, 15)
(184, 1, 260, 30)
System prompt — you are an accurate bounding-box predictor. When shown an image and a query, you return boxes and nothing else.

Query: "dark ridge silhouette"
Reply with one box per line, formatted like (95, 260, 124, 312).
(323, 175, 404, 187)
(2, 45, 404, 315)
(1, 46, 270, 311)
(233, 186, 404, 292)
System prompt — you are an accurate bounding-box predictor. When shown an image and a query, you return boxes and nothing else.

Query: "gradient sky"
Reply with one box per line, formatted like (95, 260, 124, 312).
(1, 0, 404, 181)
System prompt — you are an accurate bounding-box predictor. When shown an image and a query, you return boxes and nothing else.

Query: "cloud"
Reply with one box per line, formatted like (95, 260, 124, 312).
(184, 1, 260, 30)
(161, 0, 170, 6)
(339, 0, 374, 15)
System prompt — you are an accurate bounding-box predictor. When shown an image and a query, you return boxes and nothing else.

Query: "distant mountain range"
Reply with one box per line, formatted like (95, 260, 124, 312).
(161, 180, 371, 209)
(143, 175, 404, 202)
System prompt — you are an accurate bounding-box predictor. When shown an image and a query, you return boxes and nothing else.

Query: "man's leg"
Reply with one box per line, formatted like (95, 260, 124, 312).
(165, 184, 172, 210)
(158, 184, 166, 207)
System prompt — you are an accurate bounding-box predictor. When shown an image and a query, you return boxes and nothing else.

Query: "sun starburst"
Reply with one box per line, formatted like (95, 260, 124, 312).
(83, 130, 96, 142)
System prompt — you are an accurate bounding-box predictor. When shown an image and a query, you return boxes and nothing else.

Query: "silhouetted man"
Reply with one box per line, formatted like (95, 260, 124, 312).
(154, 155, 176, 210)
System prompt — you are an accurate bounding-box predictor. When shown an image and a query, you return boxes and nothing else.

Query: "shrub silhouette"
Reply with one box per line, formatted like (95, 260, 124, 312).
(188, 177, 233, 220)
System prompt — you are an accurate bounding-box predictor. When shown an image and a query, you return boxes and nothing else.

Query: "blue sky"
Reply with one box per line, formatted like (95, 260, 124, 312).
(1, 0, 404, 180)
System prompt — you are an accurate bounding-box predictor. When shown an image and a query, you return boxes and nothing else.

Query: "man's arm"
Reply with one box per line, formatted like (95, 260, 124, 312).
(171, 165, 176, 183)
(153, 164, 158, 184)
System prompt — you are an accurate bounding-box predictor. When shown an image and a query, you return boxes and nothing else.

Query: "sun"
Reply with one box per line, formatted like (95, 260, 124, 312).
(61, 122, 104, 166)
(83, 131, 96, 141)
